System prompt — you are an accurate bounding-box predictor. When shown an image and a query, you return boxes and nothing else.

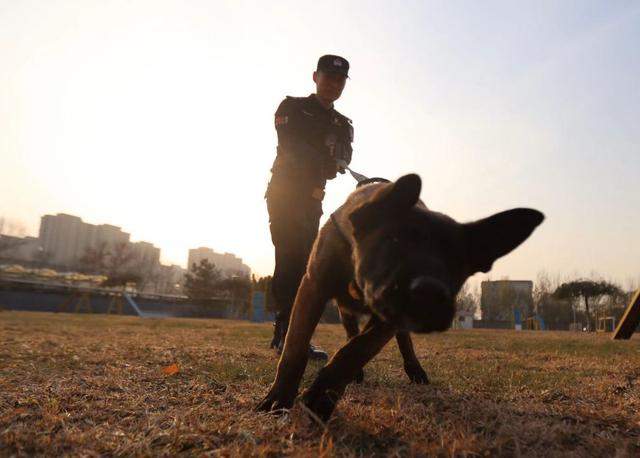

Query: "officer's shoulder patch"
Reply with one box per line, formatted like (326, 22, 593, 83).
(274, 115, 288, 127)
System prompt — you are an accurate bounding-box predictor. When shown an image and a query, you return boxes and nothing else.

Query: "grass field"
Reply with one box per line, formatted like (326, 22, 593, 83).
(1, 311, 639, 456)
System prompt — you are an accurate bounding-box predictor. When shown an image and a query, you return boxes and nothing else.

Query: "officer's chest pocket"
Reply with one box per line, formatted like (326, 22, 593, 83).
(301, 111, 331, 144)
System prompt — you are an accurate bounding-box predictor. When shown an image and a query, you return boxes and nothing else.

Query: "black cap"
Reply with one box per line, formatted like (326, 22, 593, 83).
(317, 55, 349, 78)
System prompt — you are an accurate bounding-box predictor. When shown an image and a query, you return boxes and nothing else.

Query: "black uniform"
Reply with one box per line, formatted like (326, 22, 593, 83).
(266, 94, 353, 349)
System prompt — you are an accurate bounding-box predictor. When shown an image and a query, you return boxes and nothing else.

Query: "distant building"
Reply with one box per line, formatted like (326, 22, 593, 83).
(188, 247, 250, 278)
(453, 310, 474, 330)
(37, 213, 160, 271)
(129, 241, 161, 270)
(153, 264, 187, 295)
(480, 280, 533, 322)
(39, 214, 130, 268)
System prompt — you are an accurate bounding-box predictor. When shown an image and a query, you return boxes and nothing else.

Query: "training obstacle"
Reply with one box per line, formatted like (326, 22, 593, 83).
(57, 291, 93, 313)
(612, 289, 640, 340)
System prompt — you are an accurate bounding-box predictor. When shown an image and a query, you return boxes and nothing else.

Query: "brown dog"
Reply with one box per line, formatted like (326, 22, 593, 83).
(257, 174, 544, 421)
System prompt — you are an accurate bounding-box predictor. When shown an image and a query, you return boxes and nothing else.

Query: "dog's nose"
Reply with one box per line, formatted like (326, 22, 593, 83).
(406, 277, 454, 332)
(409, 277, 452, 304)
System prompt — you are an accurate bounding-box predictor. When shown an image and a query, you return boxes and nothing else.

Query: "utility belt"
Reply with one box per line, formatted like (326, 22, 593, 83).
(266, 173, 326, 202)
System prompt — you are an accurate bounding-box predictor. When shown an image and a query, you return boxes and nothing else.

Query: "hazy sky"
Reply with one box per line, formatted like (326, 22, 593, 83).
(1, 0, 639, 286)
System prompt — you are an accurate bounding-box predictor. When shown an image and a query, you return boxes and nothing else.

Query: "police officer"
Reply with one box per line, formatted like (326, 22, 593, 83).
(266, 55, 353, 359)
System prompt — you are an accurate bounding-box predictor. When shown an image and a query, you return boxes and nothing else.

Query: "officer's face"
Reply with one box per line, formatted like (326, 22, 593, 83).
(313, 71, 347, 103)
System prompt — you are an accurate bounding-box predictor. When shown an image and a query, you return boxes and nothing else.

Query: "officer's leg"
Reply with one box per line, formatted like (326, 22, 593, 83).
(267, 189, 297, 349)
(269, 241, 288, 349)
(275, 202, 327, 360)
(274, 239, 312, 351)
(298, 202, 328, 360)
(267, 195, 310, 351)
(269, 222, 298, 350)
(268, 194, 326, 359)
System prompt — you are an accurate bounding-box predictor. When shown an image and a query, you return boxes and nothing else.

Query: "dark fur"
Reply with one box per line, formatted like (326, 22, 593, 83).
(257, 174, 544, 421)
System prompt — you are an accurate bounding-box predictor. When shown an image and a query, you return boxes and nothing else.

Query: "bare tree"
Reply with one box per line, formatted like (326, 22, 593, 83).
(0, 217, 28, 255)
(79, 243, 109, 274)
(0, 216, 27, 237)
(106, 242, 135, 276)
(455, 281, 478, 315)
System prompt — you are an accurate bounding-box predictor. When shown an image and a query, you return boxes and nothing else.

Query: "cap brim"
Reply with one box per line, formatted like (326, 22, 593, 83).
(317, 69, 350, 79)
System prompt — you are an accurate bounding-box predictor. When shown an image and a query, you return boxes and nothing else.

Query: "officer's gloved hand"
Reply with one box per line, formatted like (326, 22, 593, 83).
(322, 158, 338, 179)
(336, 159, 348, 175)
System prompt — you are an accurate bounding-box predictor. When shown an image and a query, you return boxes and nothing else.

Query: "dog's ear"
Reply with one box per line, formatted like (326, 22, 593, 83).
(464, 208, 544, 273)
(385, 173, 422, 210)
(349, 174, 422, 234)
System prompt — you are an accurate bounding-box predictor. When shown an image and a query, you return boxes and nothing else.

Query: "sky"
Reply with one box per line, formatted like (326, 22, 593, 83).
(1, 0, 639, 287)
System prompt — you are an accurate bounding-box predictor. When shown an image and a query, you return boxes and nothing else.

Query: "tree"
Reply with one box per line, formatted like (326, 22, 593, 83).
(106, 242, 135, 277)
(0, 217, 26, 237)
(217, 276, 252, 318)
(79, 243, 109, 274)
(456, 282, 478, 315)
(218, 276, 251, 298)
(0, 217, 27, 255)
(183, 259, 221, 302)
(252, 275, 276, 314)
(0, 235, 25, 255)
(532, 271, 573, 329)
(130, 260, 160, 293)
(553, 280, 623, 331)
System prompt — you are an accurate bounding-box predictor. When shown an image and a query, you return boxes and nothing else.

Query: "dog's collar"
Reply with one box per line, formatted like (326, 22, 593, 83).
(330, 214, 364, 301)
(329, 177, 390, 247)
(355, 177, 390, 188)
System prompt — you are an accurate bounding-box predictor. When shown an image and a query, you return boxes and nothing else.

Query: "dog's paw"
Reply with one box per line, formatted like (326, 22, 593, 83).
(404, 363, 430, 384)
(353, 368, 364, 384)
(255, 387, 296, 414)
(300, 387, 341, 423)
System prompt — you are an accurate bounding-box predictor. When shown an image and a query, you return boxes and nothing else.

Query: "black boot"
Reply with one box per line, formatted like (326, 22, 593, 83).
(308, 343, 328, 361)
(271, 314, 327, 361)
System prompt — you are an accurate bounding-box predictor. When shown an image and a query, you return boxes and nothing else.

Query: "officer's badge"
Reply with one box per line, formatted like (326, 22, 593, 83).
(275, 115, 288, 127)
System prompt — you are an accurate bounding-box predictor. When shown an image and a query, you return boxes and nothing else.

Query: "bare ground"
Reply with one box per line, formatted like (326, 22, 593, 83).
(1, 311, 639, 457)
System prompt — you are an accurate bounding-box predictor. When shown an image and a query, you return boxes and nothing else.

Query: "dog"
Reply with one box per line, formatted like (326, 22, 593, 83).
(257, 174, 544, 421)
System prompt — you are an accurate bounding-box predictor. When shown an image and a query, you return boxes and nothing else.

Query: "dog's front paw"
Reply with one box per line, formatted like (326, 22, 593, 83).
(404, 363, 429, 384)
(300, 387, 341, 423)
(256, 386, 296, 414)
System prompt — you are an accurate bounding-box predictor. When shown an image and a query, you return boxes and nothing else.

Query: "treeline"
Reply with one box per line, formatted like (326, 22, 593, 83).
(457, 271, 638, 331)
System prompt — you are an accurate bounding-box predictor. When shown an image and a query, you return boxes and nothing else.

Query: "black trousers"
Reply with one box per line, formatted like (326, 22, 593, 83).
(266, 182, 322, 348)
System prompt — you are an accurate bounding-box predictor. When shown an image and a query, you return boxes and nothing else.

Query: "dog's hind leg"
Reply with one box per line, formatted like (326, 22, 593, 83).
(257, 274, 333, 413)
(396, 331, 429, 384)
(339, 307, 361, 339)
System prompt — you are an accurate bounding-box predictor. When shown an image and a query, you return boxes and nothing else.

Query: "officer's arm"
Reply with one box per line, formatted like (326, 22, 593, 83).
(335, 121, 354, 174)
(274, 99, 324, 160)
(344, 122, 353, 165)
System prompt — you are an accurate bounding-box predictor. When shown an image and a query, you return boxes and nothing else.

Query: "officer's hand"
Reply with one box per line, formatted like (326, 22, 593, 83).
(336, 159, 347, 175)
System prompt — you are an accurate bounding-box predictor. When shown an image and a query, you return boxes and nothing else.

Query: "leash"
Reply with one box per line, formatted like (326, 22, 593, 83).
(345, 165, 390, 188)
(330, 167, 390, 247)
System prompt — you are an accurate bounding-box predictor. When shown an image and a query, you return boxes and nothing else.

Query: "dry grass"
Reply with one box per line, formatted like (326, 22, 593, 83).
(1, 311, 639, 457)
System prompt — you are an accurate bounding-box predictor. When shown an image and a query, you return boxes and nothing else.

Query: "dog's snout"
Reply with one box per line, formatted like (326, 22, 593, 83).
(405, 276, 455, 333)
(409, 276, 452, 304)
